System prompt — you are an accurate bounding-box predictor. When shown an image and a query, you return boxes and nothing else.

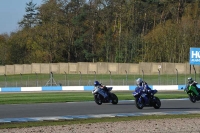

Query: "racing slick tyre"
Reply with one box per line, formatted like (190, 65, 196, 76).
(94, 94, 102, 105)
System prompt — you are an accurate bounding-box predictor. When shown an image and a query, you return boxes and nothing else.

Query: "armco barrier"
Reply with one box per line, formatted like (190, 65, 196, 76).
(0, 85, 195, 92)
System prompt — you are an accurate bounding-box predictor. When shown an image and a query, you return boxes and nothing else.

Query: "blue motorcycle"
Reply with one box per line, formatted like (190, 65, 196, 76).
(133, 88, 161, 109)
(92, 86, 118, 105)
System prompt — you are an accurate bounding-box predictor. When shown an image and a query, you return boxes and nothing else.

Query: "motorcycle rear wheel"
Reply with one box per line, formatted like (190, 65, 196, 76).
(110, 93, 118, 104)
(153, 97, 161, 109)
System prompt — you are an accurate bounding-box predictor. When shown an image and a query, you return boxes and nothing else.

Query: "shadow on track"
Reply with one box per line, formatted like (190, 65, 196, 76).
(160, 107, 200, 109)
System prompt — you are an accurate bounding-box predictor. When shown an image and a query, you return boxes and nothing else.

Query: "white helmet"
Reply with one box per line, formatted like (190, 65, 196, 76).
(188, 77, 193, 83)
(136, 78, 143, 85)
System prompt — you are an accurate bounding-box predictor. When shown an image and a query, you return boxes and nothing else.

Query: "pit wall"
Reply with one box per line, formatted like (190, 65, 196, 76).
(0, 85, 198, 92)
(1, 62, 199, 75)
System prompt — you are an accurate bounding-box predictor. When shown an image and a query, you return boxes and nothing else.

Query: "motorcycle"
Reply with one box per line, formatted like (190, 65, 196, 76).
(92, 86, 118, 105)
(133, 88, 161, 109)
(183, 86, 200, 103)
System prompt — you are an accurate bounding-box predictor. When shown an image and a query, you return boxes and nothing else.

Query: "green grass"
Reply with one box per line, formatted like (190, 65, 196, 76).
(0, 90, 187, 104)
(0, 114, 200, 129)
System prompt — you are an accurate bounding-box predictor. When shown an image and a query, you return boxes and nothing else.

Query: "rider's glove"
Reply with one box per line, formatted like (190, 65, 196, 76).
(142, 89, 146, 93)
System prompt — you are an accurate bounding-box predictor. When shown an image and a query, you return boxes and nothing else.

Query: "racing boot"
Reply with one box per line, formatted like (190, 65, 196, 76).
(197, 88, 200, 93)
(105, 96, 109, 102)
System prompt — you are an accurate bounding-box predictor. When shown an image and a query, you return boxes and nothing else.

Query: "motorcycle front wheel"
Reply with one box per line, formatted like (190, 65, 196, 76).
(189, 94, 196, 103)
(94, 94, 102, 105)
(135, 97, 144, 109)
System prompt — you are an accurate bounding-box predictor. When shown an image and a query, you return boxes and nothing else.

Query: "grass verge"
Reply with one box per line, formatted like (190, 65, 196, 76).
(0, 114, 200, 129)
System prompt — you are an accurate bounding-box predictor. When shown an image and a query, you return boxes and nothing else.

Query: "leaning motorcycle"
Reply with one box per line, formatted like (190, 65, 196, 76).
(184, 86, 200, 103)
(92, 86, 118, 105)
(133, 88, 161, 109)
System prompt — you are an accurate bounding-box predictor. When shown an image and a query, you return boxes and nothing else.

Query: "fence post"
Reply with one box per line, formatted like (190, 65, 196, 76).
(35, 72, 38, 87)
(79, 71, 82, 85)
(94, 71, 96, 80)
(20, 73, 22, 87)
(4, 74, 6, 87)
(176, 69, 178, 85)
(64, 71, 67, 86)
(142, 70, 144, 80)
(109, 70, 111, 85)
(125, 70, 127, 85)
(193, 65, 196, 80)
(158, 69, 160, 85)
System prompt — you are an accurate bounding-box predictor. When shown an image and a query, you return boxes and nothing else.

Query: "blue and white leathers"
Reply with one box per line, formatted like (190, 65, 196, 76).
(92, 85, 108, 98)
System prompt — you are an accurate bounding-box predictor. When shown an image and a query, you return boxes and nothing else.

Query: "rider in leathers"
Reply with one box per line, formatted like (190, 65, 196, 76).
(186, 77, 200, 97)
(135, 78, 154, 98)
(93, 81, 109, 100)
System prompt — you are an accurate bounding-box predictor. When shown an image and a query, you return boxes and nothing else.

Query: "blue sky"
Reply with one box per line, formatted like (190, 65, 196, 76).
(0, 0, 43, 34)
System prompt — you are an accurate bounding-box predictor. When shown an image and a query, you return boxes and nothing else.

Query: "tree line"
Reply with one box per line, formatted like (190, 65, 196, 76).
(0, 0, 199, 65)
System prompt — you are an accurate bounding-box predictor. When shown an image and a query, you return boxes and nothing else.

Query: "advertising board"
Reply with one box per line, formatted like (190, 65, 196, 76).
(190, 47, 200, 65)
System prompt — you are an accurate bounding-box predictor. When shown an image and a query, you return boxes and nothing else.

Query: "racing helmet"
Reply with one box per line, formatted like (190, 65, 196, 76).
(136, 78, 143, 86)
(94, 81, 100, 86)
(188, 77, 193, 83)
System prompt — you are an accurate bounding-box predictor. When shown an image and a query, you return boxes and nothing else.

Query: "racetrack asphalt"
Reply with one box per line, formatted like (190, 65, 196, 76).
(0, 99, 200, 123)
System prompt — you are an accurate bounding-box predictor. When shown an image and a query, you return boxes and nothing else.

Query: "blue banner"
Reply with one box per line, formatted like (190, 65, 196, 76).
(190, 47, 200, 65)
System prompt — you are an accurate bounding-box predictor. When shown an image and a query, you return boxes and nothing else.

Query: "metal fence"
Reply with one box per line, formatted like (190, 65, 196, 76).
(0, 72, 199, 87)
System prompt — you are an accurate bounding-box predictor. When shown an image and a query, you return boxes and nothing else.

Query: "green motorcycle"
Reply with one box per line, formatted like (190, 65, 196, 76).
(184, 85, 200, 103)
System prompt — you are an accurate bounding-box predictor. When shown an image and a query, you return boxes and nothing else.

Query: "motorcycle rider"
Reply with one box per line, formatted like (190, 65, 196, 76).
(186, 77, 200, 97)
(135, 78, 154, 98)
(93, 81, 109, 101)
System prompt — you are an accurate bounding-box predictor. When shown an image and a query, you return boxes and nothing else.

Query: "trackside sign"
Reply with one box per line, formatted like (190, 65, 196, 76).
(190, 47, 200, 65)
